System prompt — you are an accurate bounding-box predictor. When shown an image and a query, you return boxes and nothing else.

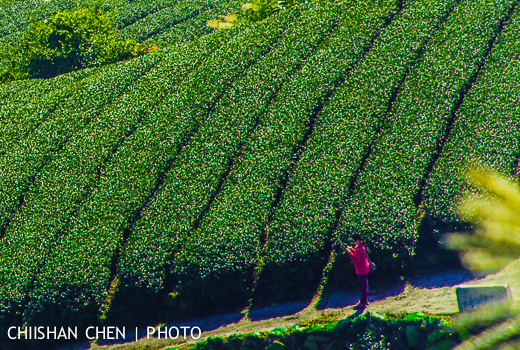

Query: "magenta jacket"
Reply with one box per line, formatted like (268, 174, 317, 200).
(347, 244, 370, 275)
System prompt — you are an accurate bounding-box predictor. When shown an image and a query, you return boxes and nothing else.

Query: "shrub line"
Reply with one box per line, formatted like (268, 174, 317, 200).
(189, 18, 340, 239)
(316, 0, 463, 292)
(141, 5, 217, 40)
(117, 1, 182, 29)
(249, 0, 404, 292)
(206, 19, 343, 307)
(101, 17, 298, 319)
(0, 60, 161, 240)
(7, 58, 167, 322)
(7, 74, 93, 150)
(411, 0, 520, 210)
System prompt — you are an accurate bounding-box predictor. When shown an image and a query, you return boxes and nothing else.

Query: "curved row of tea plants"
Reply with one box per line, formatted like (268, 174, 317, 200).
(0, 22, 251, 327)
(0, 59, 151, 233)
(10, 8, 301, 329)
(118, 0, 220, 42)
(0, 52, 162, 330)
(260, 0, 460, 300)
(113, 0, 183, 28)
(0, 0, 519, 338)
(337, 0, 517, 268)
(422, 6, 520, 236)
(163, 0, 403, 310)
(116, 2, 339, 312)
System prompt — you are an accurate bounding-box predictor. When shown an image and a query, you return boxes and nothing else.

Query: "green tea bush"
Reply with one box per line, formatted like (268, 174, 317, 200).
(242, 0, 280, 23)
(117, 5, 308, 312)
(242, 0, 304, 23)
(264, 0, 456, 292)
(0, 3, 154, 79)
(422, 7, 520, 237)
(119, 0, 216, 41)
(166, 0, 399, 306)
(182, 312, 458, 350)
(0, 52, 160, 332)
(21, 7, 299, 328)
(338, 0, 515, 269)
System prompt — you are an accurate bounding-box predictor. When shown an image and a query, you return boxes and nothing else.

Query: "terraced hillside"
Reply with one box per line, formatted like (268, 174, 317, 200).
(0, 0, 519, 337)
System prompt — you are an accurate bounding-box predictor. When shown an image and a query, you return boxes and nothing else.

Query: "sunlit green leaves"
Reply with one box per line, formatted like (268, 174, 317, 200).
(446, 168, 520, 273)
(266, 0, 457, 281)
(447, 168, 520, 350)
(338, 0, 515, 269)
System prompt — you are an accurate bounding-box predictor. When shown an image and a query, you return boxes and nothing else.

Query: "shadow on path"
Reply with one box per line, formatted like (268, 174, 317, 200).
(317, 283, 407, 310)
(65, 312, 245, 349)
(409, 269, 476, 289)
(56, 268, 478, 350)
(248, 300, 311, 322)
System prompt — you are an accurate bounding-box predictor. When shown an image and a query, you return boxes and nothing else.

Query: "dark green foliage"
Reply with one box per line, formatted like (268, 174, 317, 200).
(16, 7, 303, 329)
(0, 52, 161, 333)
(263, 0, 458, 294)
(118, 0, 218, 42)
(0, 3, 153, 79)
(0, 0, 519, 335)
(242, 0, 281, 23)
(162, 0, 399, 309)
(182, 313, 458, 350)
(117, 3, 315, 312)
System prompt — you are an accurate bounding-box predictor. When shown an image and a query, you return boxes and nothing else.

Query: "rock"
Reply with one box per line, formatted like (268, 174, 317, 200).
(455, 284, 512, 311)
(265, 340, 285, 350)
(406, 325, 423, 348)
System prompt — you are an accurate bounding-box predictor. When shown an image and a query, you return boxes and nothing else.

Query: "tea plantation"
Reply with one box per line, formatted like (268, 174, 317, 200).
(0, 0, 519, 337)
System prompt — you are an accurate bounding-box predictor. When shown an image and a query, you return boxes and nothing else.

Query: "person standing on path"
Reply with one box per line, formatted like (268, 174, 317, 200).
(346, 234, 370, 310)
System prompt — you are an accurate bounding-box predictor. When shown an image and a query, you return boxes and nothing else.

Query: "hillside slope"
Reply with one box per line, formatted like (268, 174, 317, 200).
(0, 0, 519, 339)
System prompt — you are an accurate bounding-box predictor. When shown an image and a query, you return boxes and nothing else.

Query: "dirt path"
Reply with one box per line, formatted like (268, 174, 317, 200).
(81, 261, 519, 350)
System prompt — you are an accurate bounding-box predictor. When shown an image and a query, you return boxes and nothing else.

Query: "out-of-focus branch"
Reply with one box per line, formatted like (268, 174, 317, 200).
(446, 167, 520, 350)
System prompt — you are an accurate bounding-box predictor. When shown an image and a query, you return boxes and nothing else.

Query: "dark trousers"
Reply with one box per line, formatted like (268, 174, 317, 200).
(357, 274, 369, 305)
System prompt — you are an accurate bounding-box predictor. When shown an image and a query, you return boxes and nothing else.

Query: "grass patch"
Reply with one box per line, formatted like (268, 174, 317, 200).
(297, 310, 342, 327)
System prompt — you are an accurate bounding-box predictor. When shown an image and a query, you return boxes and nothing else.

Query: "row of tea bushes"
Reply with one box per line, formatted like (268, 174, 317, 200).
(19, 10, 301, 329)
(422, 5, 520, 236)
(117, 2, 336, 309)
(0, 68, 91, 150)
(118, 3, 346, 312)
(119, 0, 218, 42)
(165, 0, 402, 310)
(261, 0, 461, 299)
(173, 312, 458, 350)
(150, 1, 237, 46)
(337, 0, 516, 269)
(0, 62, 127, 233)
(113, 0, 182, 29)
(0, 52, 163, 331)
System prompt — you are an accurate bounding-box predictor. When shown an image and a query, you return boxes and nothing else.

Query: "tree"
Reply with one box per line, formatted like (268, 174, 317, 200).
(0, 3, 155, 80)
